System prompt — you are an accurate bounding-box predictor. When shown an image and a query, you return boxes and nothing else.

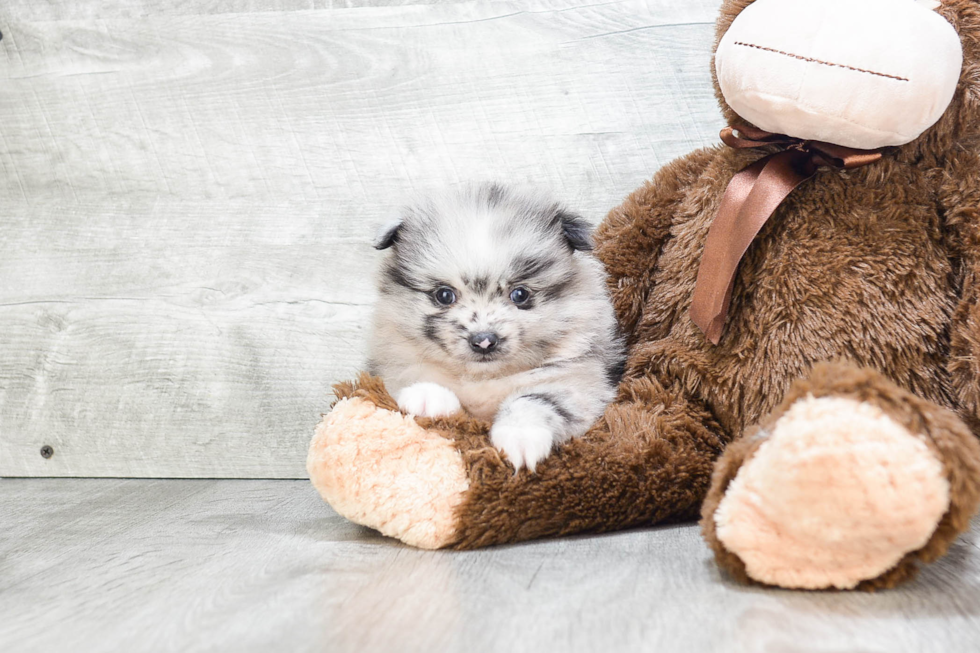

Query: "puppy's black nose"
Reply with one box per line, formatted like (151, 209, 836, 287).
(468, 332, 499, 353)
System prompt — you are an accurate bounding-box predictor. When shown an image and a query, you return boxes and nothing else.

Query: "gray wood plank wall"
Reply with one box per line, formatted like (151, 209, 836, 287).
(0, 0, 726, 477)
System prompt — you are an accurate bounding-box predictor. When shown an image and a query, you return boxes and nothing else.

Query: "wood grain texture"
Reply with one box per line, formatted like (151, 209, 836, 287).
(2, 478, 980, 652)
(0, 0, 726, 476)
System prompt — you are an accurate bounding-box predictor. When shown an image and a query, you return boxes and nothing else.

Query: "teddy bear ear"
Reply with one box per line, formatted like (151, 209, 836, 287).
(557, 210, 593, 251)
(373, 217, 404, 250)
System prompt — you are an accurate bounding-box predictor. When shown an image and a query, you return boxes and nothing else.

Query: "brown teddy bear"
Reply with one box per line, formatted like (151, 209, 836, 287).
(308, 0, 980, 590)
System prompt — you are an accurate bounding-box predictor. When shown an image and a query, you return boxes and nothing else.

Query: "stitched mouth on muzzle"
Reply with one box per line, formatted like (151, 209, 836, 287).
(733, 41, 909, 82)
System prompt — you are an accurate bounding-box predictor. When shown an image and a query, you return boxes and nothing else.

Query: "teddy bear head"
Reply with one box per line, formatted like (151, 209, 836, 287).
(711, 0, 980, 157)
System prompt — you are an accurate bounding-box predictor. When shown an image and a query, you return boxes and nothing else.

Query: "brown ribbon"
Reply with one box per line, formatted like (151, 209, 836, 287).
(689, 125, 885, 345)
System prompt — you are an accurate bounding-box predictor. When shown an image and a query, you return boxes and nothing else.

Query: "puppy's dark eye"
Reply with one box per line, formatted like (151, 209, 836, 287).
(509, 286, 531, 305)
(434, 286, 457, 306)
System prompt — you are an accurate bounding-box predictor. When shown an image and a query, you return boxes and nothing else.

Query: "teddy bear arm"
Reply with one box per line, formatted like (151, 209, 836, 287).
(594, 147, 718, 339)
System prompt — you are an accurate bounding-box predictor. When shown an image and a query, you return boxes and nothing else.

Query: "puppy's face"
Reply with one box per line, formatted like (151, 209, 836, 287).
(373, 185, 593, 378)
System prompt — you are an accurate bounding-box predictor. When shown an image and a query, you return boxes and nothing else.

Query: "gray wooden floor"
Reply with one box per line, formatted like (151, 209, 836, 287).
(3, 479, 980, 653)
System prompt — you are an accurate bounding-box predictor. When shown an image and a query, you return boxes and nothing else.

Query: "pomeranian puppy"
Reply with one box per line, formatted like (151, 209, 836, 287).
(367, 184, 625, 471)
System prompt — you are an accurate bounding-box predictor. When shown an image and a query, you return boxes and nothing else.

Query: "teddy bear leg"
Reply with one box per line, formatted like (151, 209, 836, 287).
(310, 374, 733, 550)
(701, 362, 980, 590)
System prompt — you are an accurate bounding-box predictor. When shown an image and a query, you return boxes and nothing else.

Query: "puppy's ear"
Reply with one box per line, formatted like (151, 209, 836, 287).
(558, 211, 593, 251)
(373, 217, 403, 250)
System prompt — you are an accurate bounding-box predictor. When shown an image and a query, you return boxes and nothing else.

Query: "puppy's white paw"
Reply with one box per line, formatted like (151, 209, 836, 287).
(490, 421, 556, 472)
(396, 382, 461, 418)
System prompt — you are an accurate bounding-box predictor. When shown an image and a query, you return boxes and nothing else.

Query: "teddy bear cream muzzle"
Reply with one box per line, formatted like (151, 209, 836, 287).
(714, 0, 962, 149)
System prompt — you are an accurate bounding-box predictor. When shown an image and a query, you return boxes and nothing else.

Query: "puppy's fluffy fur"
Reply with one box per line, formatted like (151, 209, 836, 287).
(368, 184, 625, 471)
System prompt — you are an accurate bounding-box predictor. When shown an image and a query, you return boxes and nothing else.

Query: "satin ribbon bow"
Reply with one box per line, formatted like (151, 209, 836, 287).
(689, 125, 886, 345)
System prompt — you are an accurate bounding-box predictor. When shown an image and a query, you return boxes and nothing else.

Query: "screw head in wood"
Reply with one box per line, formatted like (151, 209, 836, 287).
(40, 445, 54, 459)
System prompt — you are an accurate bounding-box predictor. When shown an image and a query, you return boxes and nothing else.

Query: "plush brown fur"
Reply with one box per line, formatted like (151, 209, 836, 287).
(323, 0, 980, 589)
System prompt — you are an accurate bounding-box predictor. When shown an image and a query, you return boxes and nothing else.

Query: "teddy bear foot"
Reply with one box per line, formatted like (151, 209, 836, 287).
(307, 392, 469, 549)
(711, 395, 948, 589)
(702, 363, 980, 590)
